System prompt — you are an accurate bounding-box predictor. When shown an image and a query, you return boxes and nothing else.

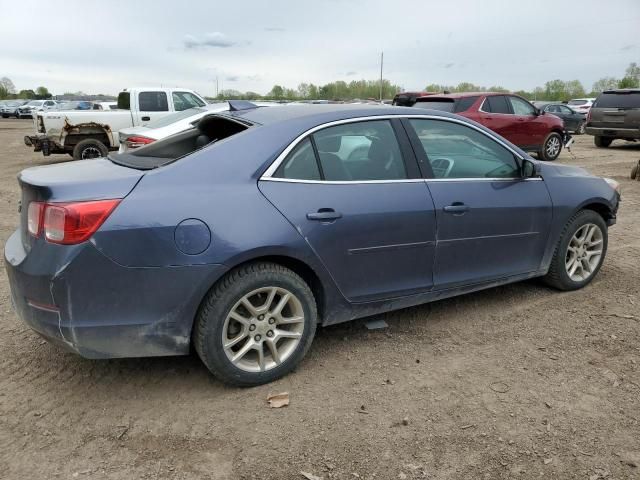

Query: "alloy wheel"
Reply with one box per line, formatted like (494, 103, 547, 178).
(222, 287, 305, 373)
(565, 223, 603, 282)
(545, 136, 561, 158)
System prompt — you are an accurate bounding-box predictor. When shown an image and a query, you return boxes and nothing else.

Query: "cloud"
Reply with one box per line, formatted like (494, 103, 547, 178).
(225, 75, 239, 82)
(184, 32, 236, 49)
(619, 44, 635, 51)
(444, 63, 454, 69)
(345, 71, 358, 76)
(264, 27, 285, 32)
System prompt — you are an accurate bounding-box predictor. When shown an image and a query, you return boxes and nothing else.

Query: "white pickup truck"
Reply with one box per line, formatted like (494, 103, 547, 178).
(25, 87, 207, 159)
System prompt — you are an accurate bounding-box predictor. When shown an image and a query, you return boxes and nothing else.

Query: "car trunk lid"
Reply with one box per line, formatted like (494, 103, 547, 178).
(18, 159, 144, 251)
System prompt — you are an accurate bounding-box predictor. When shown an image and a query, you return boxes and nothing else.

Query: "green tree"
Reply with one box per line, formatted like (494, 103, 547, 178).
(35, 86, 52, 99)
(619, 76, 640, 88)
(591, 77, 620, 95)
(564, 80, 586, 99)
(0, 84, 8, 99)
(18, 89, 36, 99)
(424, 84, 444, 92)
(268, 85, 285, 100)
(0, 77, 16, 95)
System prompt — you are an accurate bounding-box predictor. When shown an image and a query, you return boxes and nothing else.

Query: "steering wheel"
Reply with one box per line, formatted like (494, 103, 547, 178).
(430, 157, 455, 178)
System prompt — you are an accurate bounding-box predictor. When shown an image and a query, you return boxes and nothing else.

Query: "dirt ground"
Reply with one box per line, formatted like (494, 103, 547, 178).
(0, 119, 638, 480)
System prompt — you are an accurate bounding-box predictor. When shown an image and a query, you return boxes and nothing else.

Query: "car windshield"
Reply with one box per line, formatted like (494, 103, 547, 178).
(568, 100, 588, 105)
(594, 92, 640, 109)
(144, 107, 208, 129)
(26, 100, 44, 106)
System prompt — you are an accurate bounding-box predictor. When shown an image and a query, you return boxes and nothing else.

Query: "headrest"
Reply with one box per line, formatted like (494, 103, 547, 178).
(315, 135, 341, 153)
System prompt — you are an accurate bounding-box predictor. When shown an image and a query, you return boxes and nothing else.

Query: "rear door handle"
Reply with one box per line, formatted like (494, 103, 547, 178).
(306, 209, 342, 221)
(141, 116, 150, 121)
(443, 203, 470, 215)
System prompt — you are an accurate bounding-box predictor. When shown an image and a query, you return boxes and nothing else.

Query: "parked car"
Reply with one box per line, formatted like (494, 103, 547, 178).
(533, 102, 586, 134)
(49, 101, 118, 111)
(117, 102, 280, 152)
(17, 99, 58, 118)
(585, 89, 640, 147)
(567, 98, 596, 114)
(5, 103, 621, 386)
(1, 100, 29, 118)
(25, 87, 207, 159)
(118, 103, 232, 152)
(412, 93, 567, 160)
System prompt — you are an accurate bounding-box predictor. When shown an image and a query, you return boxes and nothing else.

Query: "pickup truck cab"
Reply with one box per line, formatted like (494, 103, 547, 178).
(26, 87, 207, 159)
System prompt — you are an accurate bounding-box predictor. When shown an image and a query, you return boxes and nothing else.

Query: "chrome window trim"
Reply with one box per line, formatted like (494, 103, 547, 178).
(261, 114, 527, 182)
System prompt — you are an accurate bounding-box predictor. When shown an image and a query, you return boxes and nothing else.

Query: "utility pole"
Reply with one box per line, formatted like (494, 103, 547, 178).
(379, 51, 384, 103)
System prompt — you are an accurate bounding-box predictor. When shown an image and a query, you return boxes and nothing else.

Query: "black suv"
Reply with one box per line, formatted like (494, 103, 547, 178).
(586, 89, 640, 147)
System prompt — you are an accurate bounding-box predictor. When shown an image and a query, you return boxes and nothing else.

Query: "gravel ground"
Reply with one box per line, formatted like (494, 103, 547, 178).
(0, 119, 638, 480)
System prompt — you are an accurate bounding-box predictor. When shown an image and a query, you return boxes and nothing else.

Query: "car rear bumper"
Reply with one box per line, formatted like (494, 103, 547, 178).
(585, 126, 640, 139)
(24, 135, 65, 156)
(5, 229, 228, 359)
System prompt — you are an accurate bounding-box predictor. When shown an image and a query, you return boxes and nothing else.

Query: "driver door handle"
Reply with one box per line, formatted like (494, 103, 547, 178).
(141, 116, 150, 121)
(307, 209, 342, 221)
(443, 203, 470, 215)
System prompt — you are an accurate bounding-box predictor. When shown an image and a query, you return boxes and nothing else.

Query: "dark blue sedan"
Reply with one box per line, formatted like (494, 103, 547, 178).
(5, 103, 621, 386)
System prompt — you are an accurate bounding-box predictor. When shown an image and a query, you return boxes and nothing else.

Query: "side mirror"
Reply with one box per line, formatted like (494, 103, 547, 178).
(522, 159, 540, 178)
(535, 108, 544, 116)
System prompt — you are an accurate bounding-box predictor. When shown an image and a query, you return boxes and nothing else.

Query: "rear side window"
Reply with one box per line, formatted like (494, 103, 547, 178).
(454, 96, 479, 112)
(484, 96, 511, 114)
(274, 138, 321, 181)
(117, 92, 130, 110)
(139, 91, 169, 112)
(594, 92, 640, 109)
(508, 96, 535, 115)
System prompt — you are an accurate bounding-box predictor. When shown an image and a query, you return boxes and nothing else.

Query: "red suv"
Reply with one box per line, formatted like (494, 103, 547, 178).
(412, 93, 566, 161)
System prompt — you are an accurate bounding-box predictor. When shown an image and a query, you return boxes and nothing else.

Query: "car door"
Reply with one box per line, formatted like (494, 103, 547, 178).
(404, 117, 552, 290)
(559, 105, 582, 131)
(478, 95, 520, 143)
(259, 119, 437, 303)
(135, 91, 169, 125)
(507, 95, 546, 148)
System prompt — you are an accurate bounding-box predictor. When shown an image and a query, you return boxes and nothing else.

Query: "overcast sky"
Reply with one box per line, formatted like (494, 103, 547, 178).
(1, 0, 638, 96)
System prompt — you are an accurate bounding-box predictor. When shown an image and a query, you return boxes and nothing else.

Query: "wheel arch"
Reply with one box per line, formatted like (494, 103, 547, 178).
(579, 201, 615, 224)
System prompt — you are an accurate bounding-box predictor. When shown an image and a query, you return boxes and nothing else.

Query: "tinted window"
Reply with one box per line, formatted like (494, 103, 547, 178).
(485, 95, 511, 114)
(454, 96, 479, 112)
(568, 99, 588, 106)
(409, 119, 520, 179)
(117, 92, 131, 110)
(508, 96, 535, 115)
(414, 99, 455, 112)
(313, 120, 407, 181)
(139, 91, 169, 112)
(559, 106, 573, 114)
(594, 92, 640, 109)
(172, 91, 206, 111)
(274, 138, 321, 181)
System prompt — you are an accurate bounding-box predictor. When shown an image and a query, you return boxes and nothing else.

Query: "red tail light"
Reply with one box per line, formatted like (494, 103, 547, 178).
(125, 135, 155, 149)
(586, 108, 592, 123)
(28, 199, 121, 244)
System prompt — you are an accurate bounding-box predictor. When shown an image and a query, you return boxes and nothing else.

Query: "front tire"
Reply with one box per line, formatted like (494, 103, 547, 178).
(72, 138, 109, 160)
(576, 122, 586, 135)
(539, 132, 562, 161)
(194, 262, 317, 386)
(543, 210, 608, 291)
(594, 136, 613, 148)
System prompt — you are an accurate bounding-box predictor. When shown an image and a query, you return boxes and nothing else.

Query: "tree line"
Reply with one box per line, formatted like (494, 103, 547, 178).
(2, 62, 638, 102)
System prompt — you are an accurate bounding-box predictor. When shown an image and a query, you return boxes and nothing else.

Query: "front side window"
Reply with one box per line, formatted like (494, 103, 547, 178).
(559, 106, 573, 114)
(274, 138, 321, 181)
(172, 91, 206, 111)
(483, 95, 511, 114)
(508, 96, 535, 115)
(139, 91, 169, 112)
(312, 120, 407, 181)
(409, 119, 520, 179)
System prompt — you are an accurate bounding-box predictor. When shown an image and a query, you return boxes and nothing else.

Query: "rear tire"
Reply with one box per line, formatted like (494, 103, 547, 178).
(194, 262, 317, 386)
(576, 122, 586, 135)
(594, 136, 613, 148)
(543, 210, 608, 291)
(631, 161, 639, 180)
(539, 132, 563, 161)
(72, 138, 109, 160)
